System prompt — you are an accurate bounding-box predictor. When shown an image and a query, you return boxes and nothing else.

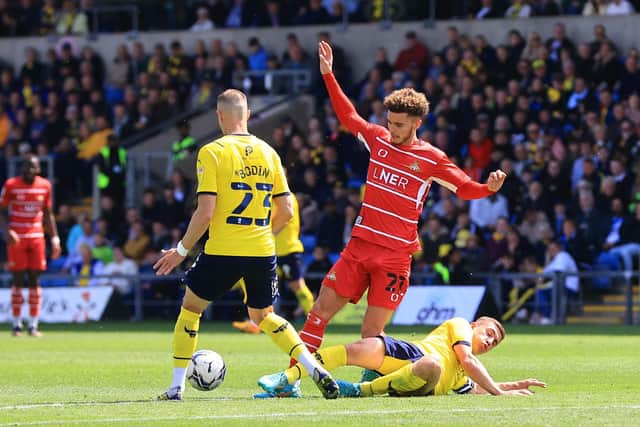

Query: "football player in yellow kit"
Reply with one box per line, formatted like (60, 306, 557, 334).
(257, 316, 546, 397)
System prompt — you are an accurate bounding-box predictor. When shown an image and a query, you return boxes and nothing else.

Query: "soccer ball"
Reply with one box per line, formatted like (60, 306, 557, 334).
(186, 349, 226, 391)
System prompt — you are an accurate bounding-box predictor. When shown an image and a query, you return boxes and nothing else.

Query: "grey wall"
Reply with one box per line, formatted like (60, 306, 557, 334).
(1, 15, 639, 84)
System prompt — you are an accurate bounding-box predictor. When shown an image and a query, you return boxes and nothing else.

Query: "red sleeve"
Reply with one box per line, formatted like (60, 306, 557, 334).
(431, 153, 472, 193)
(323, 72, 383, 145)
(456, 180, 493, 200)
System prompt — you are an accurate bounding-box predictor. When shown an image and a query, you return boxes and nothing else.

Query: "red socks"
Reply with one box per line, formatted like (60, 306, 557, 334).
(28, 287, 42, 318)
(290, 311, 328, 367)
(11, 286, 23, 318)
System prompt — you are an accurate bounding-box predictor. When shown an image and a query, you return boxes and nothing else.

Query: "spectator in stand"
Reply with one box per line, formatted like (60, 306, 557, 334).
(225, 0, 255, 27)
(258, 0, 291, 27)
(505, 0, 532, 17)
(394, 31, 430, 72)
(469, 191, 509, 230)
(99, 245, 139, 298)
(531, 241, 579, 324)
(606, 0, 636, 15)
(123, 220, 150, 264)
(305, 245, 332, 294)
(56, 0, 88, 35)
(474, 0, 504, 19)
(70, 243, 103, 287)
(191, 7, 215, 32)
(535, 0, 561, 15)
(64, 216, 94, 270)
(92, 232, 114, 265)
(295, 0, 331, 25)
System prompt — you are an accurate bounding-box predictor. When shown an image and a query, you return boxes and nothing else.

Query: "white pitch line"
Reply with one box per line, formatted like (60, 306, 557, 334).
(0, 399, 233, 411)
(2, 406, 640, 426)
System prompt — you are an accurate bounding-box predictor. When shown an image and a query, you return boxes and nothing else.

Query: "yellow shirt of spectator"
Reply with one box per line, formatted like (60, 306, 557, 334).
(196, 134, 290, 257)
(275, 195, 304, 256)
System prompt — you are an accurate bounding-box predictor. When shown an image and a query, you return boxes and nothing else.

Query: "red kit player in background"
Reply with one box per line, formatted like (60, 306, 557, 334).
(294, 42, 507, 363)
(0, 155, 61, 337)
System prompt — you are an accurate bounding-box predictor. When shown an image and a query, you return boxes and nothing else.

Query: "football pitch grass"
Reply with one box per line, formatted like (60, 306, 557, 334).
(1, 322, 639, 426)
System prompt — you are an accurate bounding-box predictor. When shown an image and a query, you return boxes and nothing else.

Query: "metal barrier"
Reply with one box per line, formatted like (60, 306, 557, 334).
(233, 69, 312, 95)
(1, 269, 638, 325)
(91, 5, 139, 36)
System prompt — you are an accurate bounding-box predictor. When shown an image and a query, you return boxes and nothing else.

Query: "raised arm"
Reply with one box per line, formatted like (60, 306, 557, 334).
(319, 41, 376, 138)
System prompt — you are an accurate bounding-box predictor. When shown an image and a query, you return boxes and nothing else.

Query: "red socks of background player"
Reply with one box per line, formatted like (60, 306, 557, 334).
(10, 286, 23, 319)
(28, 287, 42, 319)
(289, 311, 328, 367)
(11, 287, 42, 331)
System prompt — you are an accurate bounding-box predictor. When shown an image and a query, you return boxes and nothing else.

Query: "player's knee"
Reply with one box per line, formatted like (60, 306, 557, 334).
(360, 324, 384, 338)
(412, 356, 441, 381)
(247, 306, 273, 324)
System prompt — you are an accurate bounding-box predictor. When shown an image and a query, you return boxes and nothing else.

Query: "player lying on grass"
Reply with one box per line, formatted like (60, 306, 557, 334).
(257, 316, 546, 397)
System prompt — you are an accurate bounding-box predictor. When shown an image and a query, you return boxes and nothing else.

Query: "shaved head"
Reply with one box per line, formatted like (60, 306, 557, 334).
(217, 89, 248, 118)
(216, 89, 250, 134)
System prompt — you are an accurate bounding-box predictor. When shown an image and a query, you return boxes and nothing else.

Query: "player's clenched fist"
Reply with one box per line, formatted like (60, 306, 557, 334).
(487, 169, 507, 192)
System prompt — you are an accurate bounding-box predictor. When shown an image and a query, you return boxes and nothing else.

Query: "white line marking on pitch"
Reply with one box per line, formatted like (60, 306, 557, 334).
(2, 406, 640, 426)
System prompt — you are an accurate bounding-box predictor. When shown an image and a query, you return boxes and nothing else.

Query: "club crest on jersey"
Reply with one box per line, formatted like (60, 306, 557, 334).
(409, 161, 421, 172)
(245, 145, 253, 157)
(326, 271, 337, 281)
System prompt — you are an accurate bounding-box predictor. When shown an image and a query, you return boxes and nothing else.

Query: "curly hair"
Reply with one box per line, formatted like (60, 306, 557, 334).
(383, 88, 430, 118)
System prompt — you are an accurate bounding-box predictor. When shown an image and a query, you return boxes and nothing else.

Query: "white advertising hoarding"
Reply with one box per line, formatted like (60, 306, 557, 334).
(0, 286, 113, 323)
(392, 286, 486, 325)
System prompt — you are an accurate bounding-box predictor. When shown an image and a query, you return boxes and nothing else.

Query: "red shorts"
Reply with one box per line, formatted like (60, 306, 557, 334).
(7, 238, 47, 272)
(322, 237, 412, 310)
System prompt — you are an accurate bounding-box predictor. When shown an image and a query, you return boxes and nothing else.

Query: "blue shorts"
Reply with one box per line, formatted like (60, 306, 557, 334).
(381, 336, 425, 362)
(277, 252, 303, 281)
(182, 253, 278, 309)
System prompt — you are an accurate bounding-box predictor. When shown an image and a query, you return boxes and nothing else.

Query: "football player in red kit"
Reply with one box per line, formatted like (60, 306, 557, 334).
(285, 42, 507, 384)
(0, 155, 61, 336)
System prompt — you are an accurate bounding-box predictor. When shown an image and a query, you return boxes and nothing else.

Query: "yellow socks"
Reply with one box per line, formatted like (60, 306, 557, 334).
(362, 363, 426, 397)
(259, 312, 306, 358)
(259, 312, 324, 377)
(284, 345, 347, 383)
(294, 284, 314, 314)
(173, 307, 201, 368)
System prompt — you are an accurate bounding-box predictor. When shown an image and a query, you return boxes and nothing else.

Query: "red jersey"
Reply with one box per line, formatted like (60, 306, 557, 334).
(324, 73, 492, 253)
(0, 176, 52, 239)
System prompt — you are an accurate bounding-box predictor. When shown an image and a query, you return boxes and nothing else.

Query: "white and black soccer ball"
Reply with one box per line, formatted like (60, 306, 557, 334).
(186, 349, 226, 391)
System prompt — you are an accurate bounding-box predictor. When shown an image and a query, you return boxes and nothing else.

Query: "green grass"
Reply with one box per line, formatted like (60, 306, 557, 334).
(1, 322, 640, 426)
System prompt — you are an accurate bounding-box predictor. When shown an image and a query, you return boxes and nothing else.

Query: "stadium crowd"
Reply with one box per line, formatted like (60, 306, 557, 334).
(0, 1, 639, 37)
(1, 4, 640, 320)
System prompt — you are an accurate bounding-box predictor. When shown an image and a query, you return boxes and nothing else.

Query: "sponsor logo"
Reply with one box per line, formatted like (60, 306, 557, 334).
(272, 322, 289, 334)
(416, 303, 456, 323)
(314, 352, 326, 365)
(409, 161, 421, 172)
(377, 148, 389, 158)
(245, 145, 253, 157)
(372, 167, 409, 189)
(184, 326, 198, 338)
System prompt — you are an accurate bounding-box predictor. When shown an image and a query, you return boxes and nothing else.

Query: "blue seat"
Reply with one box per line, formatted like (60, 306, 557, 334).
(300, 234, 317, 253)
(328, 252, 340, 264)
(590, 252, 622, 289)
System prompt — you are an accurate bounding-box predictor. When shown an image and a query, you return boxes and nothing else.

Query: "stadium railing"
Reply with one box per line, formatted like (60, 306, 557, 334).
(1, 270, 638, 325)
(232, 69, 312, 95)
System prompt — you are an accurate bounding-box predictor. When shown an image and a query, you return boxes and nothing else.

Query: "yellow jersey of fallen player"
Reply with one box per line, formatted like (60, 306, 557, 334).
(196, 134, 290, 257)
(412, 317, 474, 395)
(275, 194, 304, 256)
